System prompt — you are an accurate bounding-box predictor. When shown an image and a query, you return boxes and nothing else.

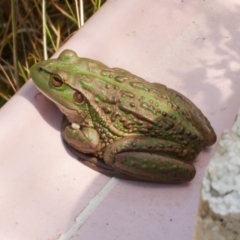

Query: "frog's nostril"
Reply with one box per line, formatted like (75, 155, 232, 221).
(38, 67, 47, 75)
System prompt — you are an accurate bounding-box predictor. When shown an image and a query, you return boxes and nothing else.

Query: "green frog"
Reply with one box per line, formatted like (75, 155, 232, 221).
(30, 49, 216, 183)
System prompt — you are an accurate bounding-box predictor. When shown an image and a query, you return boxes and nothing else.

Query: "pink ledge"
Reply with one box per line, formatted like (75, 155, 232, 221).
(0, 0, 239, 239)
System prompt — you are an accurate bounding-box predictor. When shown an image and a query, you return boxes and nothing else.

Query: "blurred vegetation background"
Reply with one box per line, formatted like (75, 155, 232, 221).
(0, 0, 106, 108)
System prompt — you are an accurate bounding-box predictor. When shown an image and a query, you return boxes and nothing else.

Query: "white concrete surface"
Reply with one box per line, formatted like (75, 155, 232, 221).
(193, 109, 240, 240)
(0, 0, 240, 239)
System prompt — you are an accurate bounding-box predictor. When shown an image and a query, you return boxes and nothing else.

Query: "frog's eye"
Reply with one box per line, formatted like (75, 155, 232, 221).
(51, 74, 63, 87)
(73, 91, 85, 104)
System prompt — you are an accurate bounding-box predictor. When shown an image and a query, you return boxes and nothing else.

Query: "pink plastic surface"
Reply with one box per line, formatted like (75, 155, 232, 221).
(0, 0, 239, 239)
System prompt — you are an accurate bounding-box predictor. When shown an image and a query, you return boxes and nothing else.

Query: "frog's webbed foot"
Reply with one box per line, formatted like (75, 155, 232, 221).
(104, 136, 196, 184)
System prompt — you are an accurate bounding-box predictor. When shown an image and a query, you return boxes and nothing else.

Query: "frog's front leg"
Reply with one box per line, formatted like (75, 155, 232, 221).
(61, 117, 100, 154)
(104, 136, 196, 183)
(61, 118, 141, 180)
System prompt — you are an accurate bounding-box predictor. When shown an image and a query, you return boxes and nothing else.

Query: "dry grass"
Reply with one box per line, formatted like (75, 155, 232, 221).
(0, 0, 106, 107)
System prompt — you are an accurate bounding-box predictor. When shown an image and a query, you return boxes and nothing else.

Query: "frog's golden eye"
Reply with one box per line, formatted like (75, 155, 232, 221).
(73, 91, 85, 104)
(51, 74, 63, 87)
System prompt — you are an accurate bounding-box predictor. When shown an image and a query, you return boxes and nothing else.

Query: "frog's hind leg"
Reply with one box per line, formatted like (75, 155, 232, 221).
(104, 136, 196, 184)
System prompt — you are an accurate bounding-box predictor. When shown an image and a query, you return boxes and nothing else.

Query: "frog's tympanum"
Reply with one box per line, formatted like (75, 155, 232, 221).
(30, 49, 216, 183)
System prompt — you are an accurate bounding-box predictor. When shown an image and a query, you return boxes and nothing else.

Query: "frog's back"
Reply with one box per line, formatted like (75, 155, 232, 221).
(68, 58, 216, 148)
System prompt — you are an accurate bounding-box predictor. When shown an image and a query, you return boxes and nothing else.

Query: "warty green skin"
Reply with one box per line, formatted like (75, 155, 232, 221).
(30, 49, 216, 183)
